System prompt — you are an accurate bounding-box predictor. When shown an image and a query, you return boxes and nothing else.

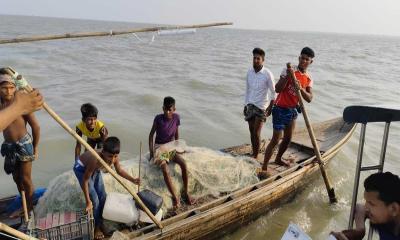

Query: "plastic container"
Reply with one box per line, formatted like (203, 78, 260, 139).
(102, 192, 139, 225)
(139, 208, 163, 224)
(137, 189, 163, 215)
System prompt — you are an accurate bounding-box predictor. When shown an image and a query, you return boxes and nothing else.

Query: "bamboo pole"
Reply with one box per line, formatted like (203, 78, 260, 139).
(5, 68, 163, 229)
(0, 222, 38, 240)
(0, 22, 233, 45)
(287, 63, 337, 203)
(138, 141, 142, 192)
(21, 191, 29, 222)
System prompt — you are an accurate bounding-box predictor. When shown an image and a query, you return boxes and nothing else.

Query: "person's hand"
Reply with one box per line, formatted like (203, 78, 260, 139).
(286, 64, 301, 91)
(266, 106, 272, 117)
(34, 148, 39, 160)
(293, 80, 301, 91)
(85, 200, 93, 214)
(14, 89, 44, 115)
(355, 203, 367, 219)
(330, 232, 349, 240)
(286, 67, 294, 78)
(286, 63, 295, 77)
(132, 177, 141, 185)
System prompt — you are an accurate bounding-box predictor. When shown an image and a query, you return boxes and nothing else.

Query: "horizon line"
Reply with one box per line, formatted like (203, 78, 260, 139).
(1, 13, 400, 38)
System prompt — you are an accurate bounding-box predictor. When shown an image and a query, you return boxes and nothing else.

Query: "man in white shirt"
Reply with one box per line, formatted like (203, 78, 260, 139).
(244, 48, 276, 159)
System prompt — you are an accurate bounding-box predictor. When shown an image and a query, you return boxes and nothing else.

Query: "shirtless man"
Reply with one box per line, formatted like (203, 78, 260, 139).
(0, 68, 41, 213)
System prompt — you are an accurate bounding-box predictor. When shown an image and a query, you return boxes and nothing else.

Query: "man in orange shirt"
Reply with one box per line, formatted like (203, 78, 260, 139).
(259, 47, 314, 179)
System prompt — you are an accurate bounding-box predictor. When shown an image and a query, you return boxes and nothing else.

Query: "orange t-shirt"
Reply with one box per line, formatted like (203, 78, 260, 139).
(275, 67, 313, 108)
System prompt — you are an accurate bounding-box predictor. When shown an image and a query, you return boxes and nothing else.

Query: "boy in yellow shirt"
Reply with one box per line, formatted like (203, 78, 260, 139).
(75, 103, 108, 160)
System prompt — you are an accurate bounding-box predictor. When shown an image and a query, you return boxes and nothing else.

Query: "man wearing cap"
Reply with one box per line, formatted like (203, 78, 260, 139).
(0, 72, 43, 131)
(244, 48, 276, 159)
(0, 68, 41, 214)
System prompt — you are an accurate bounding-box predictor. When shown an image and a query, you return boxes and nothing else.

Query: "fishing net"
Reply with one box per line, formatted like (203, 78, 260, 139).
(35, 141, 260, 218)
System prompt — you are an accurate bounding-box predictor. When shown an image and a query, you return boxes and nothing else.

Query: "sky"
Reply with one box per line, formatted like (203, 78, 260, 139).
(2, 0, 400, 36)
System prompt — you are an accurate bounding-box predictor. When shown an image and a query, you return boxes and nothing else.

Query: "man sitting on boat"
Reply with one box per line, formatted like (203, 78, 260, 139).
(243, 47, 275, 159)
(0, 68, 41, 215)
(148, 96, 195, 209)
(73, 137, 140, 239)
(331, 172, 400, 240)
(259, 47, 315, 179)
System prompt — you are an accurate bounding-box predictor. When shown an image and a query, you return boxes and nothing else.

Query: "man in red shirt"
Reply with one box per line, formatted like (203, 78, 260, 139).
(259, 47, 315, 178)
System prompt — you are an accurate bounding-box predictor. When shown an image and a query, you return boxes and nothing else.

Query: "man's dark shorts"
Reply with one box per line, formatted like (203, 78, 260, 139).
(244, 104, 266, 122)
(272, 105, 298, 131)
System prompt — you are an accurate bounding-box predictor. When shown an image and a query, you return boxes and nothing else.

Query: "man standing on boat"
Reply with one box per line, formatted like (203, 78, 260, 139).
(0, 68, 41, 214)
(259, 47, 314, 178)
(244, 48, 276, 159)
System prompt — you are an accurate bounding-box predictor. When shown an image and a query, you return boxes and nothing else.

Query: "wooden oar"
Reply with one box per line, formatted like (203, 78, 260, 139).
(0, 22, 232, 45)
(0, 222, 38, 240)
(138, 141, 142, 192)
(21, 191, 29, 222)
(5, 67, 163, 229)
(287, 63, 337, 203)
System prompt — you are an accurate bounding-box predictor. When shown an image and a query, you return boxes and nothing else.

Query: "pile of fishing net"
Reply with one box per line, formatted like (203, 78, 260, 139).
(35, 140, 260, 218)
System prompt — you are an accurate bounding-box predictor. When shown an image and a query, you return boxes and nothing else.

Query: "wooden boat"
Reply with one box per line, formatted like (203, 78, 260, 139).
(0, 117, 356, 240)
(122, 117, 355, 239)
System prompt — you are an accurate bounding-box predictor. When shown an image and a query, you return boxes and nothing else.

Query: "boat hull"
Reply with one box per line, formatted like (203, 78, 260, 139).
(128, 119, 356, 240)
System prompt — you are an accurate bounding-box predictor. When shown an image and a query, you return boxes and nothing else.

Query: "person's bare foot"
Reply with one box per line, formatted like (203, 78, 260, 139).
(256, 168, 271, 180)
(275, 158, 292, 167)
(172, 196, 181, 210)
(282, 157, 295, 163)
(257, 170, 271, 180)
(94, 226, 105, 240)
(9, 209, 24, 218)
(182, 193, 196, 205)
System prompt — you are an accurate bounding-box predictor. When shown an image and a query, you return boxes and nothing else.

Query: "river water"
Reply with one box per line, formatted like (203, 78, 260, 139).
(0, 15, 399, 239)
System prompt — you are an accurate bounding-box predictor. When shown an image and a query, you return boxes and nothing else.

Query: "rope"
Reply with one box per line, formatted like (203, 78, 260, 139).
(131, 33, 144, 42)
(9, 71, 28, 90)
(131, 33, 156, 45)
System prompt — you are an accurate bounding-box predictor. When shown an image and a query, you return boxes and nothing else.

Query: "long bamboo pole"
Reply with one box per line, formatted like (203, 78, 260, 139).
(4, 67, 163, 229)
(21, 191, 29, 222)
(0, 222, 38, 240)
(0, 22, 233, 45)
(138, 141, 142, 192)
(287, 63, 337, 203)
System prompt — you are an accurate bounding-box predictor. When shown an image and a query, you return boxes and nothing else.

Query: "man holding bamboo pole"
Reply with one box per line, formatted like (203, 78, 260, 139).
(0, 68, 41, 216)
(259, 47, 315, 179)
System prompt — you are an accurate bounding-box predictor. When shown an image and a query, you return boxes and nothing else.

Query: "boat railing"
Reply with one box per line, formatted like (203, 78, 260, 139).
(343, 105, 400, 240)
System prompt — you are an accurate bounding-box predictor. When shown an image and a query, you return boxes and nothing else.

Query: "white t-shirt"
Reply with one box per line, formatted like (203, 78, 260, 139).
(244, 66, 276, 110)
